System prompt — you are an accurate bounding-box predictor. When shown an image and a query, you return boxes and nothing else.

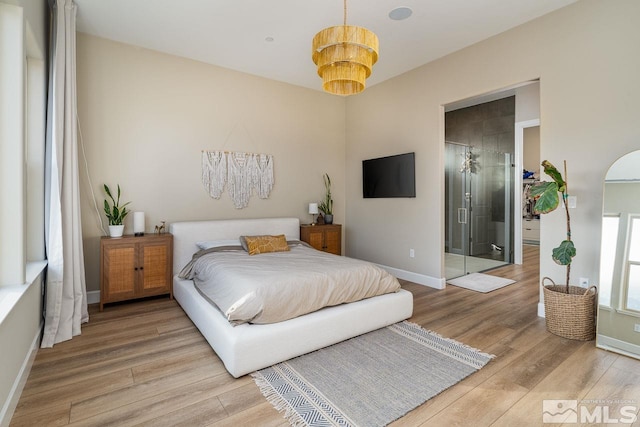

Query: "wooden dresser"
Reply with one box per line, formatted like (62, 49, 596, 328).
(300, 224, 342, 255)
(100, 233, 173, 311)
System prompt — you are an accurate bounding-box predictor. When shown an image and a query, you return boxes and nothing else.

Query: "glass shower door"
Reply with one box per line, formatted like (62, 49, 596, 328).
(445, 143, 512, 279)
(445, 143, 471, 279)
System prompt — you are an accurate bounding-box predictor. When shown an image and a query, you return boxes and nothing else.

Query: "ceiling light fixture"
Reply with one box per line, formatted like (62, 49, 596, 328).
(312, 0, 379, 96)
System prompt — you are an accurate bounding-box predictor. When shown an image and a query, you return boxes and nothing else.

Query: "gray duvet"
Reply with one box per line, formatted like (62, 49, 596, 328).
(180, 243, 401, 324)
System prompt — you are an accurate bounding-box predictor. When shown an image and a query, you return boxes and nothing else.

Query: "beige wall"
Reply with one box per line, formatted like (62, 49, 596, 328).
(76, 34, 346, 292)
(345, 0, 640, 289)
(77, 0, 640, 296)
(515, 82, 540, 123)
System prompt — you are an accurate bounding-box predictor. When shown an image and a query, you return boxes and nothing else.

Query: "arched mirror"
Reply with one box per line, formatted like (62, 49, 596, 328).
(597, 150, 640, 359)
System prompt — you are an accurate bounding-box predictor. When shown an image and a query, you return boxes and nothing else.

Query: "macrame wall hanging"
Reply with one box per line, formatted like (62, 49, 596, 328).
(202, 150, 274, 209)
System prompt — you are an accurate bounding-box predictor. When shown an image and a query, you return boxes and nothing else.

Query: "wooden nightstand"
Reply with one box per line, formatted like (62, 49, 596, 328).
(300, 224, 342, 255)
(100, 233, 173, 311)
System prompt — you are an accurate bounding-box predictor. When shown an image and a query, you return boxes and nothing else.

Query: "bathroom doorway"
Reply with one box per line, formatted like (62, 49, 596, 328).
(445, 142, 513, 279)
(444, 96, 515, 279)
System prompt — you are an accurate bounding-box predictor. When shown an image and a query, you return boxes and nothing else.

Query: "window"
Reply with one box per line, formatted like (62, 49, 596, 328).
(0, 3, 46, 287)
(624, 216, 640, 312)
(0, 3, 26, 286)
(598, 215, 620, 307)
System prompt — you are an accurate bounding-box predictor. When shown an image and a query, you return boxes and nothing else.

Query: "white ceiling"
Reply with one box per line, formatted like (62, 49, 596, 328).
(74, 0, 577, 93)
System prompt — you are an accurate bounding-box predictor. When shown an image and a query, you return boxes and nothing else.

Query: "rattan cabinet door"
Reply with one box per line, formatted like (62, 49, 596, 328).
(141, 239, 172, 297)
(101, 241, 137, 309)
(302, 227, 325, 251)
(100, 234, 173, 311)
(300, 224, 342, 255)
(323, 226, 341, 255)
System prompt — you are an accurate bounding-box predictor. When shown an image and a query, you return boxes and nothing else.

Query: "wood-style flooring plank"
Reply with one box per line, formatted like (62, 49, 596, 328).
(12, 369, 134, 420)
(419, 375, 530, 427)
(9, 403, 71, 427)
(68, 376, 235, 426)
(492, 342, 620, 427)
(68, 364, 230, 423)
(20, 334, 211, 398)
(11, 246, 640, 427)
(130, 345, 221, 384)
(206, 401, 288, 427)
(25, 329, 203, 385)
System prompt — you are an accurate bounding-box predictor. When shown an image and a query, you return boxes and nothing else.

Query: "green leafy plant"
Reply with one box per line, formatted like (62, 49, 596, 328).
(318, 173, 333, 215)
(530, 160, 576, 293)
(103, 184, 131, 226)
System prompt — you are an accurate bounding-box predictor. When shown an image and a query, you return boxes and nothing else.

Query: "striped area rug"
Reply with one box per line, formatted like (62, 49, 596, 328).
(252, 321, 494, 427)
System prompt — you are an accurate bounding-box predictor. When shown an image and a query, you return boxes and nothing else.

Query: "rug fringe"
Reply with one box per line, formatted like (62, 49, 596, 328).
(251, 372, 310, 427)
(394, 321, 496, 365)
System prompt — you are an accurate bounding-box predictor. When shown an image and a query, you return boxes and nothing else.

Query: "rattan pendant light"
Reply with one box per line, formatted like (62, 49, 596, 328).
(312, 0, 379, 96)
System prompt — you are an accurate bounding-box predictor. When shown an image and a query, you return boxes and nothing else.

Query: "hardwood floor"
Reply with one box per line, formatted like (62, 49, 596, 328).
(11, 246, 640, 426)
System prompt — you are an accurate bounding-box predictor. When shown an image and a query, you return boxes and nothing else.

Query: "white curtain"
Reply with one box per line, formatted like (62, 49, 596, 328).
(42, 0, 88, 348)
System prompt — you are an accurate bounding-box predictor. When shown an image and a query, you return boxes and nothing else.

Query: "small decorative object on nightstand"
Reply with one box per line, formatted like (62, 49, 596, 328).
(154, 221, 166, 234)
(133, 211, 145, 236)
(300, 223, 341, 255)
(100, 233, 173, 311)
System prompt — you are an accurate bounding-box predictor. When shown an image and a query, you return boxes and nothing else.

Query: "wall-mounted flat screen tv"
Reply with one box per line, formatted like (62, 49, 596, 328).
(362, 152, 416, 198)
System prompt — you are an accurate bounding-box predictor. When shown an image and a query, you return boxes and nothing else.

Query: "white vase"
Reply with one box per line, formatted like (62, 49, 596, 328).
(109, 225, 124, 238)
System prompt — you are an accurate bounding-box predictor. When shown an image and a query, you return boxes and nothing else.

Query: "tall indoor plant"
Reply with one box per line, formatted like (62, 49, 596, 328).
(531, 160, 576, 291)
(103, 184, 130, 237)
(531, 160, 596, 340)
(318, 173, 333, 224)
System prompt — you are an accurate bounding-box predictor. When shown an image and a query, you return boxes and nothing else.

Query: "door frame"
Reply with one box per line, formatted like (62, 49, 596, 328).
(514, 118, 540, 265)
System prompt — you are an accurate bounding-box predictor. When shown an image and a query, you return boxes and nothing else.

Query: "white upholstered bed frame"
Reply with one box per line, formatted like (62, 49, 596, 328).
(169, 217, 414, 378)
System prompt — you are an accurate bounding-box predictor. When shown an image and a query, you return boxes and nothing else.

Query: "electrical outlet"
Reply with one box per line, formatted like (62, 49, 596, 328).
(409, 249, 415, 258)
(567, 196, 577, 209)
(634, 324, 640, 333)
(579, 277, 589, 287)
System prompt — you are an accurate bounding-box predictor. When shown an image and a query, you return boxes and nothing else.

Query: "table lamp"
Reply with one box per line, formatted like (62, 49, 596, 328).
(309, 203, 318, 225)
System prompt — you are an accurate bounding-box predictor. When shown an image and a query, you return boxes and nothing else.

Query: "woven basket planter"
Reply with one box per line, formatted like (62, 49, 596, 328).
(542, 277, 597, 341)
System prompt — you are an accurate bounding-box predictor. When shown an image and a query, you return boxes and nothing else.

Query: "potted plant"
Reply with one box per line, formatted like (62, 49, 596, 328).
(318, 173, 333, 224)
(531, 160, 596, 340)
(103, 184, 131, 238)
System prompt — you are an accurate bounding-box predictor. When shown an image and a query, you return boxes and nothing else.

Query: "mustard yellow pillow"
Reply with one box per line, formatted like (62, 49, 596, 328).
(241, 234, 290, 255)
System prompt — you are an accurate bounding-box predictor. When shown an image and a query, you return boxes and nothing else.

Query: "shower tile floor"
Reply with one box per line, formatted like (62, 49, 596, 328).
(445, 253, 508, 280)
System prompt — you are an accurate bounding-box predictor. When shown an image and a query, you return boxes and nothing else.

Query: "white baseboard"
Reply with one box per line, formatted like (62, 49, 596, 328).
(0, 324, 41, 427)
(87, 290, 100, 305)
(377, 264, 446, 290)
(596, 334, 640, 360)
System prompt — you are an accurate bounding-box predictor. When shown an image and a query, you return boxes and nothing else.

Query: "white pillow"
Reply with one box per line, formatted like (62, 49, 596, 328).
(196, 239, 241, 250)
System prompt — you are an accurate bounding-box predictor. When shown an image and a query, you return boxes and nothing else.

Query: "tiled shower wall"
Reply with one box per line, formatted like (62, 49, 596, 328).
(445, 96, 515, 155)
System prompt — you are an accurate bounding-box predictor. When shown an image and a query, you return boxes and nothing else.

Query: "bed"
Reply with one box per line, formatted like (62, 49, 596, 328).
(170, 217, 414, 378)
